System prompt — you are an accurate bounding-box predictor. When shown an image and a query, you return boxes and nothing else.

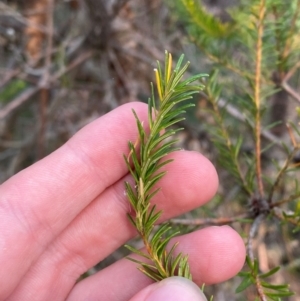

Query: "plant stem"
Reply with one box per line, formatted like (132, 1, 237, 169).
(254, 0, 266, 198)
(171, 213, 251, 226)
(125, 52, 203, 281)
(268, 147, 299, 203)
(255, 275, 268, 301)
(271, 192, 300, 208)
(206, 90, 251, 195)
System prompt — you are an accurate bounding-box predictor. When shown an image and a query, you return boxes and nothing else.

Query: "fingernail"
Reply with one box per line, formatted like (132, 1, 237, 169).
(144, 277, 207, 301)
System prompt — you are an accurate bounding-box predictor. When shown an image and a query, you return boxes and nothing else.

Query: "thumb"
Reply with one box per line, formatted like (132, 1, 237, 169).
(129, 276, 208, 301)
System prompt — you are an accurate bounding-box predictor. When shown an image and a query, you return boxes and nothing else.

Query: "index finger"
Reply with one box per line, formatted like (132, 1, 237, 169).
(0, 102, 148, 299)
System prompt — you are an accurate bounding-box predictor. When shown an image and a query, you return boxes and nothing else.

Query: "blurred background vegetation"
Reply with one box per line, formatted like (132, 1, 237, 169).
(1, 0, 300, 300)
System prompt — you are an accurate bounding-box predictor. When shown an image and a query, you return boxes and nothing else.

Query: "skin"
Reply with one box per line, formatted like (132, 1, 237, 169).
(0, 102, 246, 301)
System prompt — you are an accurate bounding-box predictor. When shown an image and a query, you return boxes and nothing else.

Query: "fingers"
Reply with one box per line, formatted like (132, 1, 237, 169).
(6, 151, 219, 301)
(129, 277, 207, 301)
(172, 226, 246, 285)
(0, 102, 148, 299)
(66, 226, 245, 301)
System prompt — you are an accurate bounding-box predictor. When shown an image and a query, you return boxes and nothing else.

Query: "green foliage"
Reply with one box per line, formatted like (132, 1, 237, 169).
(205, 69, 253, 195)
(236, 257, 294, 300)
(174, 0, 300, 85)
(171, 0, 300, 299)
(177, 0, 234, 38)
(0, 79, 28, 104)
(124, 51, 206, 281)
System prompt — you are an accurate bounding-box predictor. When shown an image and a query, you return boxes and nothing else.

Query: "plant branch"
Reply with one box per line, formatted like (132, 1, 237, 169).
(247, 214, 265, 261)
(271, 192, 300, 208)
(206, 90, 252, 195)
(254, 0, 266, 198)
(193, 39, 253, 80)
(0, 50, 94, 120)
(125, 51, 206, 281)
(272, 208, 300, 227)
(268, 146, 299, 204)
(0, 69, 21, 90)
(283, 61, 300, 83)
(281, 81, 300, 104)
(170, 213, 251, 227)
(255, 275, 268, 301)
(217, 98, 282, 148)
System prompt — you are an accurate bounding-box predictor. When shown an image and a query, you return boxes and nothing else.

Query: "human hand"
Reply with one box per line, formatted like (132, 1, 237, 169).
(0, 102, 245, 301)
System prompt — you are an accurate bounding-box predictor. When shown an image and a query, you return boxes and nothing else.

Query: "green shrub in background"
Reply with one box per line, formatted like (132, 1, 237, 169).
(169, 0, 300, 299)
(0, 79, 28, 104)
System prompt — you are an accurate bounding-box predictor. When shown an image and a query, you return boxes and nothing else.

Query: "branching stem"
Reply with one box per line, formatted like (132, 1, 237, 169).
(125, 51, 206, 282)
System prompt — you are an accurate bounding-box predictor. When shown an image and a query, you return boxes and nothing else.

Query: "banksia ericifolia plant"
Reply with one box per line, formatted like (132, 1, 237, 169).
(124, 51, 207, 282)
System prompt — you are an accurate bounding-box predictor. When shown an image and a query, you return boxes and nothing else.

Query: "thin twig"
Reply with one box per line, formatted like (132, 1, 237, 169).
(271, 192, 300, 208)
(283, 61, 300, 83)
(53, 49, 94, 80)
(112, 42, 155, 65)
(273, 208, 300, 227)
(0, 69, 21, 90)
(0, 87, 39, 119)
(255, 275, 268, 301)
(1, 90, 73, 181)
(267, 146, 299, 203)
(206, 91, 252, 195)
(281, 81, 300, 104)
(0, 50, 94, 120)
(108, 49, 131, 95)
(37, 0, 54, 159)
(217, 98, 282, 148)
(287, 123, 297, 147)
(194, 39, 254, 80)
(254, 0, 266, 198)
(247, 214, 265, 262)
(170, 213, 251, 227)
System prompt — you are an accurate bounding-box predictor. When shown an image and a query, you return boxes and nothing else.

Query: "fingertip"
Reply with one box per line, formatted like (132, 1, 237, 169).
(129, 277, 207, 301)
(195, 152, 219, 203)
(189, 226, 246, 285)
(156, 151, 219, 218)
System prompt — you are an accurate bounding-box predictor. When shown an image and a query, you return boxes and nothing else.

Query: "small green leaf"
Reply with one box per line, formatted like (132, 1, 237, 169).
(139, 266, 163, 282)
(234, 136, 243, 159)
(260, 266, 280, 278)
(265, 291, 294, 297)
(260, 281, 290, 290)
(125, 245, 151, 260)
(246, 256, 254, 269)
(253, 259, 259, 274)
(235, 276, 254, 293)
